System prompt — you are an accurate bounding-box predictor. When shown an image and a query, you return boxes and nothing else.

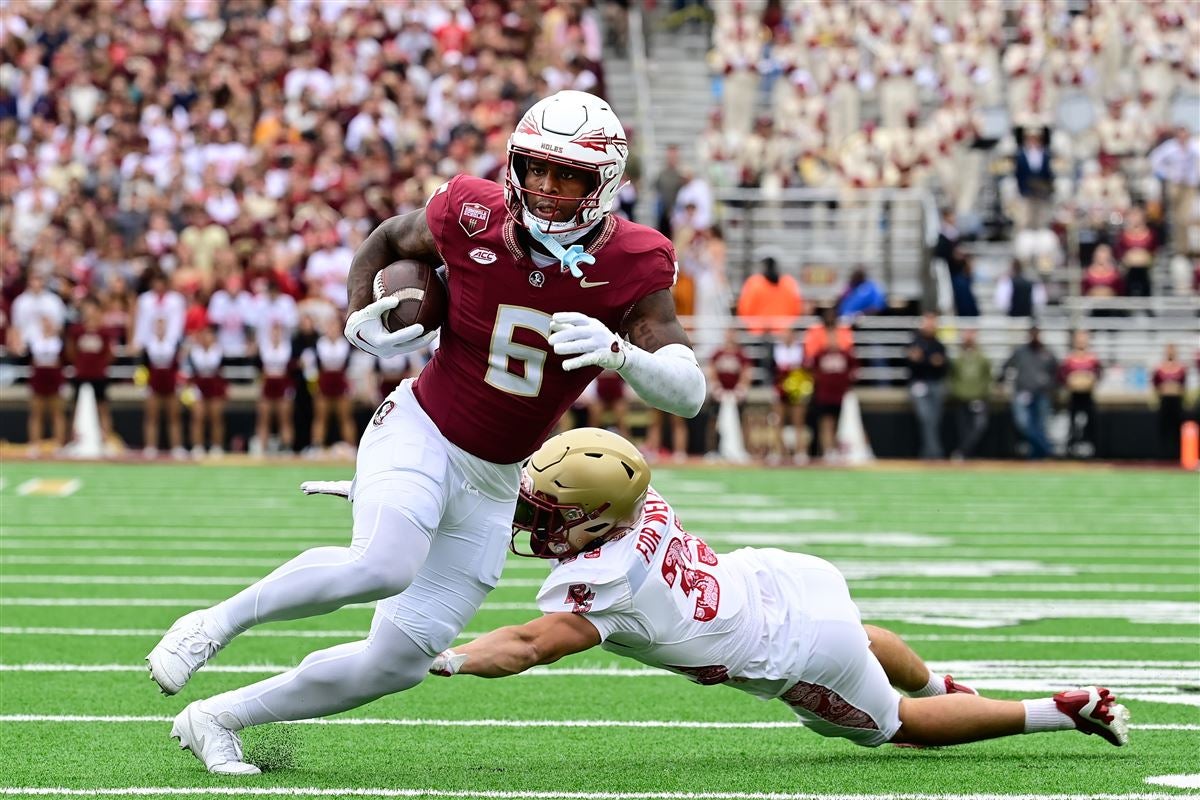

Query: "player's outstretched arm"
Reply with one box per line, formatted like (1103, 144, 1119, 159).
(430, 613, 601, 679)
(548, 290, 706, 418)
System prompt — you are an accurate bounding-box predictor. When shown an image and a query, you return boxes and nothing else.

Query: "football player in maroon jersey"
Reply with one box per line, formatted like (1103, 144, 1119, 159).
(150, 90, 707, 775)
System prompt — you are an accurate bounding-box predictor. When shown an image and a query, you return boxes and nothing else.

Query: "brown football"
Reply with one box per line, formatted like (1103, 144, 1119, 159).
(372, 261, 448, 334)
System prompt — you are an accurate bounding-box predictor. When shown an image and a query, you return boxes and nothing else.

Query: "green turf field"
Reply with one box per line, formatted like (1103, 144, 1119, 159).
(1, 460, 1197, 800)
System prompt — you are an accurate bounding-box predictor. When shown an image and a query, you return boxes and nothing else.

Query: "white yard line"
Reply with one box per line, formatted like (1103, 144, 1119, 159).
(5, 627, 1195, 647)
(8, 789, 1190, 799)
(0, 714, 1194, 734)
(0, 575, 551, 589)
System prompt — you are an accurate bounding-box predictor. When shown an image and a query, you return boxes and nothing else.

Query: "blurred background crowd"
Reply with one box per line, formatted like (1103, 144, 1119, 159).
(1, 0, 1197, 463)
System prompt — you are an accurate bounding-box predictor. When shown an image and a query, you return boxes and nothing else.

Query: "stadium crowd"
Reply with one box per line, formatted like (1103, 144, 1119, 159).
(1, 0, 1196, 462)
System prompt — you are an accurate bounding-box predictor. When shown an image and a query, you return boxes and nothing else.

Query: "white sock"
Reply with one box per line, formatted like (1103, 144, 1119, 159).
(908, 671, 946, 698)
(1022, 698, 1074, 733)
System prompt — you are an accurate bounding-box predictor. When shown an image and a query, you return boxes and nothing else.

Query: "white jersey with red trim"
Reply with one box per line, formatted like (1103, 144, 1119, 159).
(535, 489, 814, 699)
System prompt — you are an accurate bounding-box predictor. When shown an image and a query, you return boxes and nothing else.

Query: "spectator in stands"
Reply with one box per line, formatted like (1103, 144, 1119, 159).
(1149, 126, 1199, 255)
(207, 273, 253, 358)
(654, 144, 687, 236)
(1059, 330, 1102, 459)
(991, 259, 1045, 318)
(67, 298, 116, 451)
(24, 315, 65, 457)
(184, 324, 227, 457)
(736, 253, 803, 337)
(835, 267, 886, 321)
(142, 316, 184, 460)
(948, 329, 991, 461)
(934, 208, 968, 277)
(706, 327, 753, 458)
(1002, 326, 1059, 460)
(805, 316, 858, 462)
(906, 312, 949, 460)
(951, 251, 980, 317)
(1114, 206, 1158, 298)
(1152, 343, 1188, 461)
(1014, 128, 1054, 232)
(133, 269, 186, 353)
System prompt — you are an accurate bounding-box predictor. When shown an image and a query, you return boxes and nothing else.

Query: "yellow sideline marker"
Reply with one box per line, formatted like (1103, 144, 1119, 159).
(16, 479, 81, 498)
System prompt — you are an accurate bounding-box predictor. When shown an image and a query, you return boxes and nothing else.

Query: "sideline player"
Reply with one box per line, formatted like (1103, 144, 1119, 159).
(147, 90, 707, 775)
(418, 427, 1131, 750)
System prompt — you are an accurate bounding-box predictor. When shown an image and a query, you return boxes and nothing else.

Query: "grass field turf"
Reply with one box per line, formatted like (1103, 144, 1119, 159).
(0, 460, 1197, 799)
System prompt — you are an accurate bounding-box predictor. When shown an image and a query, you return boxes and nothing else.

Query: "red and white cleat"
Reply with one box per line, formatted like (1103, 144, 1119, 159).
(944, 674, 979, 695)
(1054, 686, 1130, 747)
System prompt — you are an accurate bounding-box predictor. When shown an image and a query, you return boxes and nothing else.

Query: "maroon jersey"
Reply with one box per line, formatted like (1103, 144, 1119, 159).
(69, 325, 113, 381)
(414, 175, 677, 463)
(807, 348, 857, 405)
(1082, 266, 1123, 297)
(1059, 353, 1102, 393)
(710, 346, 750, 392)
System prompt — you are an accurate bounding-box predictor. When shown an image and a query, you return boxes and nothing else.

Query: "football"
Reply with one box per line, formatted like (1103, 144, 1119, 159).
(372, 261, 448, 334)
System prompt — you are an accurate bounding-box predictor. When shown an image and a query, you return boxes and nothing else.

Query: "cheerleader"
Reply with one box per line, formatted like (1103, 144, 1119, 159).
(25, 316, 66, 456)
(67, 299, 116, 448)
(254, 322, 294, 456)
(304, 317, 355, 455)
(142, 317, 184, 458)
(185, 325, 227, 456)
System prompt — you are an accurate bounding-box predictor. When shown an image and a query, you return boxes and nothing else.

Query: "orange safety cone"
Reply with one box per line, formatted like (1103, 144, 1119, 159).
(1182, 421, 1199, 471)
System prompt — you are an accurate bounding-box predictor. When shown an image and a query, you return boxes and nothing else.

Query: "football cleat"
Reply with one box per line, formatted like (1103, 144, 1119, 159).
(1053, 686, 1130, 747)
(944, 674, 979, 695)
(146, 610, 224, 695)
(171, 701, 260, 775)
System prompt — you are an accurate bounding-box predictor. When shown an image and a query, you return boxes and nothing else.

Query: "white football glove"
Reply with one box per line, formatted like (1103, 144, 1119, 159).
(300, 480, 353, 499)
(344, 296, 437, 358)
(548, 311, 628, 372)
(428, 649, 468, 677)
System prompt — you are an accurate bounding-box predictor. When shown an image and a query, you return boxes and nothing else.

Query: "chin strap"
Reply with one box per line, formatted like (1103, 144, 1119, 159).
(527, 223, 596, 278)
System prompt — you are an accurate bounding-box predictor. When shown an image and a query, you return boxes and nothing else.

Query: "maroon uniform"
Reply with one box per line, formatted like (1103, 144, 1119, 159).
(28, 332, 64, 397)
(594, 370, 626, 404)
(69, 324, 113, 400)
(188, 343, 227, 400)
(710, 346, 750, 392)
(145, 336, 180, 397)
(414, 175, 676, 463)
(807, 348, 858, 408)
(314, 336, 351, 398)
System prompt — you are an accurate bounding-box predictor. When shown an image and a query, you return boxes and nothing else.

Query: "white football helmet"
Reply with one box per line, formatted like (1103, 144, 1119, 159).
(505, 90, 628, 247)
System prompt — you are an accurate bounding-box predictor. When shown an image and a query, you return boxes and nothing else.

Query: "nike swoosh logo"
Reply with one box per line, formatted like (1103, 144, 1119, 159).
(579, 278, 609, 288)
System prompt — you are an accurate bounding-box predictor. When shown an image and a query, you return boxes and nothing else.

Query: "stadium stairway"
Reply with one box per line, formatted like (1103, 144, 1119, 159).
(603, 12, 712, 225)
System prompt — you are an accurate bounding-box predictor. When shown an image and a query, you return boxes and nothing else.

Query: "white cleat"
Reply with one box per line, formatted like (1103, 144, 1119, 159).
(171, 701, 261, 775)
(146, 610, 225, 695)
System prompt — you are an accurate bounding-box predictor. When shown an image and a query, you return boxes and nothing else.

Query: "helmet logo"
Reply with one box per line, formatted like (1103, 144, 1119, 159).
(459, 203, 491, 238)
(516, 115, 540, 136)
(572, 128, 629, 156)
(529, 270, 545, 288)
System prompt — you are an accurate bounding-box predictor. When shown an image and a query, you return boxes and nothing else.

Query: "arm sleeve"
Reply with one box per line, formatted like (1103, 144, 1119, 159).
(616, 341, 706, 418)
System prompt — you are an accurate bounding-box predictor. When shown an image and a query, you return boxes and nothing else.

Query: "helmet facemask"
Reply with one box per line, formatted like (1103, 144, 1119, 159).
(506, 149, 616, 246)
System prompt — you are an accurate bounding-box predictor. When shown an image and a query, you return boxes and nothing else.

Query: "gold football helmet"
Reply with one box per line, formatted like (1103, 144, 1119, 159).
(511, 427, 651, 559)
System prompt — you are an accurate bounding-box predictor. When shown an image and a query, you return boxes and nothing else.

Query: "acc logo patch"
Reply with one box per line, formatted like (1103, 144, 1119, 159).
(565, 583, 595, 613)
(468, 247, 497, 265)
(372, 400, 395, 427)
(458, 202, 491, 238)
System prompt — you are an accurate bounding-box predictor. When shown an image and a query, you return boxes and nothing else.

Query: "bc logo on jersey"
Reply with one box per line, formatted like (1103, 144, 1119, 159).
(459, 203, 491, 238)
(565, 583, 595, 613)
